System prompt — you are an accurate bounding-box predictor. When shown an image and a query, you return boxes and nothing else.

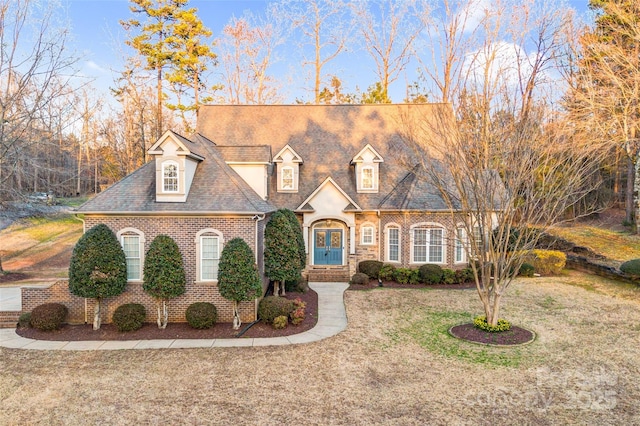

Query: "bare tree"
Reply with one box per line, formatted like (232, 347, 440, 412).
(351, 0, 427, 102)
(217, 12, 284, 104)
(401, 0, 607, 327)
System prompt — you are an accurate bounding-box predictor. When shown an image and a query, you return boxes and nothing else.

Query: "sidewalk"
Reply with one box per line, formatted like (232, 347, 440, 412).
(0, 282, 348, 350)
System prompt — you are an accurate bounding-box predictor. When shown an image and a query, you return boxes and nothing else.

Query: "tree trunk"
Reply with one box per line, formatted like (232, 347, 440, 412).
(156, 299, 168, 329)
(93, 298, 101, 330)
(0, 255, 4, 273)
(485, 293, 502, 327)
(634, 155, 640, 234)
(626, 156, 635, 227)
(232, 300, 241, 330)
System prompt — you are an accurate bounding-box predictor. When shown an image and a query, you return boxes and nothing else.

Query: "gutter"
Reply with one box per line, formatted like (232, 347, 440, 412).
(253, 213, 267, 321)
(76, 210, 273, 217)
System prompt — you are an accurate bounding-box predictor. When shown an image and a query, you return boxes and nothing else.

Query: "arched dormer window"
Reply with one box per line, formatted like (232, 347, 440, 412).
(361, 166, 374, 190)
(163, 161, 179, 193)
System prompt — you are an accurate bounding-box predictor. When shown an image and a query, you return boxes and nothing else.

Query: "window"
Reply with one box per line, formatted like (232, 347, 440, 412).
(387, 226, 400, 262)
(201, 236, 220, 281)
(281, 166, 294, 190)
(163, 161, 178, 192)
(455, 228, 467, 263)
(412, 227, 444, 264)
(361, 225, 374, 245)
(118, 228, 145, 281)
(361, 166, 374, 190)
(196, 229, 223, 282)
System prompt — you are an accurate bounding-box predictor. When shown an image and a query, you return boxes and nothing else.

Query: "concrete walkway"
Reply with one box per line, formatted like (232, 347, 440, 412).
(0, 282, 349, 351)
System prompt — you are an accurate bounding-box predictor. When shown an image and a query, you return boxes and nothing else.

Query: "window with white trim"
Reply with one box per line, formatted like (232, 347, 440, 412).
(361, 166, 374, 190)
(281, 166, 294, 190)
(163, 161, 178, 192)
(195, 229, 223, 282)
(387, 226, 400, 262)
(118, 228, 145, 281)
(455, 227, 467, 263)
(412, 227, 444, 264)
(361, 225, 374, 245)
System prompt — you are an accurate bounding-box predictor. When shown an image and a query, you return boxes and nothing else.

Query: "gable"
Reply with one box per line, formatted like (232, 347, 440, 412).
(295, 177, 361, 214)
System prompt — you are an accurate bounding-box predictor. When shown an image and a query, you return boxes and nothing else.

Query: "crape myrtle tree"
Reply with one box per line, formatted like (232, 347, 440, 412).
(264, 209, 304, 297)
(143, 235, 186, 329)
(217, 238, 262, 330)
(400, 0, 609, 327)
(68, 224, 127, 330)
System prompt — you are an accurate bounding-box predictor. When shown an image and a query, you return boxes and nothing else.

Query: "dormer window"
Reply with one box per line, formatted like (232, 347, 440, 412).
(282, 166, 294, 190)
(163, 161, 179, 193)
(361, 167, 374, 190)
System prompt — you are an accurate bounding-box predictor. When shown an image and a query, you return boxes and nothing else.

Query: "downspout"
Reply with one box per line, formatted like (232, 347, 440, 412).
(376, 210, 381, 261)
(253, 213, 267, 321)
(74, 214, 88, 324)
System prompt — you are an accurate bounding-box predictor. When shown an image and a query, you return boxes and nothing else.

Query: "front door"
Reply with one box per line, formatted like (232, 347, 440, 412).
(313, 229, 343, 265)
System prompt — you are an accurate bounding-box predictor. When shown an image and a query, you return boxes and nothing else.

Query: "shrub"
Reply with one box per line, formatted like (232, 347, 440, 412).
(265, 210, 304, 294)
(392, 267, 419, 284)
(350, 272, 370, 285)
(218, 238, 262, 329)
(112, 303, 146, 332)
(18, 312, 31, 328)
(419, 264, 443, 284)
(531, 250, 566, 275)
(620, 259, 640, 276)
(273, 315, 288, 329)
(143, 235, 186, 329)
(518, 263, 535, 277)
(30, 303, 68, 331)
(290, 298, 306, 325)
(454, 268, 474, 284)
(285, 274, 308, 293)
(68, 223, 127, 330)
(442, 269, 456, 284)
(358, 260, 383, 279)
(378, 264, 396, 281)
(258, 296, 295, 324)
(473, 315, 511, 332)
(185, 302, 218, 329)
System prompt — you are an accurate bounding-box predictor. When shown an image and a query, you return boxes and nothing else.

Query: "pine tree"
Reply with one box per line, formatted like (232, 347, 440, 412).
(143, 234, 186, 329)
(217, 238, 262, 330)
(68, 224, 128, 330)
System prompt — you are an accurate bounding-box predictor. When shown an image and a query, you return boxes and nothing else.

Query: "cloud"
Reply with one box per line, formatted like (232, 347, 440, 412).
(85, 60, 107, 74)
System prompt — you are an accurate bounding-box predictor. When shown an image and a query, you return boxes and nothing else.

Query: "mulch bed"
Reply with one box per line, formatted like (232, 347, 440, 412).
(348, 280, 476, 291)
(449, 323, 535, 346)
(0, 272, 30, 283)
(16, 289, 317, 341)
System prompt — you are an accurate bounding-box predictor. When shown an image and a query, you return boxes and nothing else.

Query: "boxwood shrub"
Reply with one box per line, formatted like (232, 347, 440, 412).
(258, 296, 295, 324)
(620, 259, 640, 276)
(518, 263, 535, 277)
(419, 264, 443, 284)
(350, 272, 370, 285)
(112, 303, 146, 332)
(378, 264, 396, 281)
(185, 302, 218, 329)
(30, 303, 68, 331)
(358, 260, 383, 279)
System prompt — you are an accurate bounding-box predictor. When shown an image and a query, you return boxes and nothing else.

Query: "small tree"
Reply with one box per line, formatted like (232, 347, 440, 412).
(264, 210, 303, 296)
(68, 224, 127, 330)
(278, 208, 307, 272)
(143, 235, 186, 329)
(217, 238, 262, 330)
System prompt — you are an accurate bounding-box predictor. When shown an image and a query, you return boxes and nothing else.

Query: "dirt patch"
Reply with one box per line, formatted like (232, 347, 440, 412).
(16, 289, 317, 341)
(0, 272, 31, 283)
(449, 323, 535, 346)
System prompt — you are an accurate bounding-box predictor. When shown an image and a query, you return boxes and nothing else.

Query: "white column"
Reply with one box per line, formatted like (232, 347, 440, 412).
(303, 225, 309, 253)
(349, 225, 356, 254)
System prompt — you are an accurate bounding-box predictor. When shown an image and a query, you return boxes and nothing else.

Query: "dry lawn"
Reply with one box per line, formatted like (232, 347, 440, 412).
(1, 271, 639, 425)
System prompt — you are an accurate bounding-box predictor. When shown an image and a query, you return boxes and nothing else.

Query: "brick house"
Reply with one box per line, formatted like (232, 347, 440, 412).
(58, 104, 468, 324)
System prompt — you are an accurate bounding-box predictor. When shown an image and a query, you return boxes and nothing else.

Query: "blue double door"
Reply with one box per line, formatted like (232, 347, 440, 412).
(313, 229, 343, 265)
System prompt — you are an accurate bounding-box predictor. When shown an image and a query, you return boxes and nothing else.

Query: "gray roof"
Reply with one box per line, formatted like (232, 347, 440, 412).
(216, 145, 271, 163)
(196, 104, 456, 211)
(77, 131, 276, 215)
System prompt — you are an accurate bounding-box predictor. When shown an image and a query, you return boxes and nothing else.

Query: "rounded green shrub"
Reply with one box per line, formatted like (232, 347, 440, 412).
(378, 264, 396, 281)
(258, 296, 295, 324)
(473, 315, 511, 332)
(620, 258, 640, 276)
(351, 272, 370, 285)
(18, 312, 31, 328)
(454, 268, 474, 284)
(442, 269, 456, 284)
(358, 260, 383, 279)
(185, 302, 218, 329)
(30, 303, 68, 331)
(519, 263, 535, 277)
(419, 264, 443, 284)
(273, 315, 288, 329)
(112, 303, 146, 332)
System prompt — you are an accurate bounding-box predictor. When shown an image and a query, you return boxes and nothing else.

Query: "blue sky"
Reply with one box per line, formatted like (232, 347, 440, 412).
(64, 0, 593, 104)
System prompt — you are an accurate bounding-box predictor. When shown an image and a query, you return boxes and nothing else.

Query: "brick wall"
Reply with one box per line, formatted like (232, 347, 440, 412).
(21, 214, 267, 324)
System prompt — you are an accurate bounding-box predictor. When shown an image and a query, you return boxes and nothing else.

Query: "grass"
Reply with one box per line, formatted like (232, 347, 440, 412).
(549, 225, 640, 262)
(1, 273, 638, 424)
